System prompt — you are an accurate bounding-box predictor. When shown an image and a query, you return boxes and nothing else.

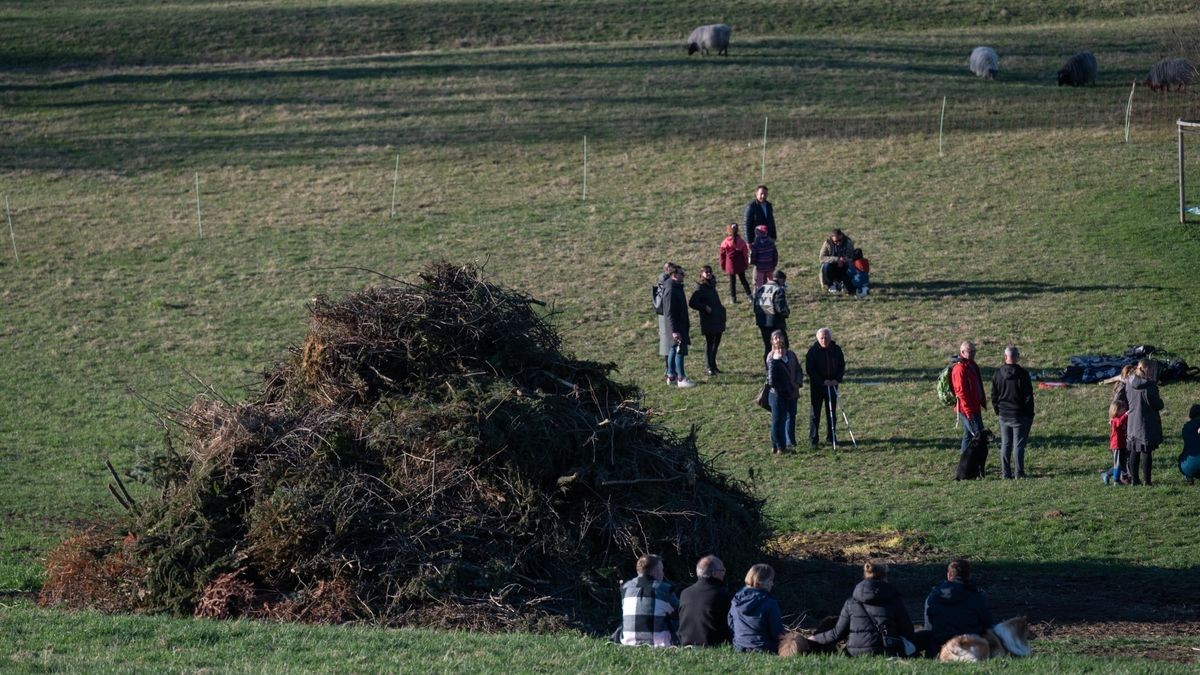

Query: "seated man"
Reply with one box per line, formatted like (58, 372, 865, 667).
(678, 555, 732, 647)
(917, 559, 996, 657)
(818, 228, 855, 293)
(1179, 404, 1200, 485)
(617, 554, 680, 647)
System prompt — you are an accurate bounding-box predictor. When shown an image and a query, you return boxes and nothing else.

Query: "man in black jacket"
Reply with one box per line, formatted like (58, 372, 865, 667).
(662, 266, 696, 388)
(678, 555, 732, 647)
(919, 559, 997, 658)
(991, 345, 1035, 479)
(743, 185, 777, 243)
(805, 327, 845, 447)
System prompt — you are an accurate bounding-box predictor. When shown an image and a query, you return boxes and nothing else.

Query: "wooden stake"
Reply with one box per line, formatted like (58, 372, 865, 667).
(390, 154, 400, 218)
(194, 172, 203, 237)
(5, 196, 16, 262)
(1125, 80, 1136, 143)
(760, 117, 769, 182)
(938, 96, 947, 157)
(582, 135, 588, 201)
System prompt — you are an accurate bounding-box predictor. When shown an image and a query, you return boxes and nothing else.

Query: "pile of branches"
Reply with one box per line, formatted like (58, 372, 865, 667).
(40, 263, 767, 631)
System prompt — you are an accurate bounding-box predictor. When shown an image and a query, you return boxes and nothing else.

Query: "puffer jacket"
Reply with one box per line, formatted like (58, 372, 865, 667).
(811, 579, 915, 656)
(688, 278, 726, 336)
(1126, 375, 1164, 447)
(727, 587, 785, 653)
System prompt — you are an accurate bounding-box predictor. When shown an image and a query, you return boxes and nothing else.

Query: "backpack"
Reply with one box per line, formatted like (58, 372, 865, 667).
(652, 280, 665, 315)
(936, 357, 961, 406)
(757, 283, 780, 316)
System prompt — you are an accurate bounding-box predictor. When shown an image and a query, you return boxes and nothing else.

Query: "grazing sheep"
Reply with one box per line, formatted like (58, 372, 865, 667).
(1057, 51, 1098, 86)
(1146, 58, 1197, 92)
(686, 24, 731, 57)
(969, 46, 999, 80)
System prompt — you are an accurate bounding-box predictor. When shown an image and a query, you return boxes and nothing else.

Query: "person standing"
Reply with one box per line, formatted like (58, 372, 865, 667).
(656, 262, 676, 385)
(1125, 358, 1164, 486)
(662, 265, 697, 388)
(689, 265, 727, 376)
(752, 270, 789, 364)
(991, 345, 1035, 479)
(718, 223, 753, 303)
(743, 185, 776, 244)
(678, 555, 732, 647)
(951, 341, 986, 455)
(805, 327, 845, 447)
(749, 225, 778, 291)
(766, 330, 802, 454)
(617, 554, 680, 647)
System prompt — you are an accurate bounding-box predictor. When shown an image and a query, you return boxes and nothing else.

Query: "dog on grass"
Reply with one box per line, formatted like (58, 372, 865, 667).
(938, 616, 1031, 661)
(955, 429, 994, 480)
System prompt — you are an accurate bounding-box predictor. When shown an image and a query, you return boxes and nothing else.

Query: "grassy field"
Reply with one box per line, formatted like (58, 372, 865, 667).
(3, 0, 1200, 670)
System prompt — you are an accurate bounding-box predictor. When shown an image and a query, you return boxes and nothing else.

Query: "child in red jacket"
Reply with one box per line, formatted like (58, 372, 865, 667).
(1105, 400, 1130, 485)
(719, 223, 752, 303)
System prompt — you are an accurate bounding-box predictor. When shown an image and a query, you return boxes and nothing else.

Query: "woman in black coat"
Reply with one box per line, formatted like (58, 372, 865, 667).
(689, 265, 727, 376)
(811, 561, 915, 657)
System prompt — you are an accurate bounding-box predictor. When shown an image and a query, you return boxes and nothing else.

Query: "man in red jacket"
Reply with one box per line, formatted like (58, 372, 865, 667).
(951, 341, 987, 455)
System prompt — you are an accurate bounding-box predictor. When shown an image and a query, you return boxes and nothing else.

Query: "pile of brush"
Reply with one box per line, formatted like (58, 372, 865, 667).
(40, 263, 767, 631)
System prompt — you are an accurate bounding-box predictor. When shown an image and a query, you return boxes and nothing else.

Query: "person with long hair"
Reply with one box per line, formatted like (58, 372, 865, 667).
(766, 330, 801, 454)
(1125, 359, 1165, 485)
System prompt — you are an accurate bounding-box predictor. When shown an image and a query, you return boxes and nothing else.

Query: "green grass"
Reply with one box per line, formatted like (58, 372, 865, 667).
(3, 1, 1200, 670)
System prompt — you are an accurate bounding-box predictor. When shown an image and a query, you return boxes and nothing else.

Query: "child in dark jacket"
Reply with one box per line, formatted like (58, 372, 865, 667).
(728, 564, 786, 653)
(848, 248, 870, 298)
(749, 225, 778, 292)
(1105, 400, 1130, 485)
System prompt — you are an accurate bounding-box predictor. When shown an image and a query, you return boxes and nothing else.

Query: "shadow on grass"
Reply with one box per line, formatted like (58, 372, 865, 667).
(881, 279, 1165, 300)
(766, 555, 1200, 632)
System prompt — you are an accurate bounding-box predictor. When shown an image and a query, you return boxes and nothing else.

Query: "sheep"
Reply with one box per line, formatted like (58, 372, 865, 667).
(969, 46, 999, 80)
(1146, 58, 1197, 92)
(1057, 51, 1098, 86)
(686, 24, 731, 57)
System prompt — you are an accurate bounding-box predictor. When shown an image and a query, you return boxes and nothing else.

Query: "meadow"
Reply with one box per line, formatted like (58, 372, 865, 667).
(2, 0, 1200, 670)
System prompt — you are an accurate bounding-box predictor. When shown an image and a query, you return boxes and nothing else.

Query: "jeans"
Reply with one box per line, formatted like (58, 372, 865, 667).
(847, 269, 869, 291)
(665, 343, 688, 381)
(809, 385, 839, 444)
(769, 390, 797, 450)
(957, 411, 983, 454)
(704, 333, 722, 371)
(998, 416, 1031, 478)
(754, 268, 774, 291)
(821, 262, 849, 288)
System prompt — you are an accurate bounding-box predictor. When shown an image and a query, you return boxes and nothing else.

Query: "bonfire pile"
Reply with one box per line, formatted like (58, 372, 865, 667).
(40, 263, 767, 630)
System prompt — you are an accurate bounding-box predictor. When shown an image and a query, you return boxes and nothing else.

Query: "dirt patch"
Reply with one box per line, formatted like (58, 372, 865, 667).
(769, 530, 939, 565)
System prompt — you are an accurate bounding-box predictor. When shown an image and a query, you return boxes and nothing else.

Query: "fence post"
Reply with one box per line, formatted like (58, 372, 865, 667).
(938, 96, 947, 157)
(390, 154, 400, 219)
(582, 135, 588, 201)
(194, 172, 203, 237)
(1180, 121, 1186, 224)
(5, 196, 16, 262)
(1125, 81, 1136, 143)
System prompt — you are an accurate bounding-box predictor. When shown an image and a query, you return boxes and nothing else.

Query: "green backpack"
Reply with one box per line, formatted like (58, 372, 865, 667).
(936, 358, 960, 406)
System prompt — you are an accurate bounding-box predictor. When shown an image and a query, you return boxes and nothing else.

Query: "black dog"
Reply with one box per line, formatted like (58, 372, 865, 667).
(955, 429, 993, 480)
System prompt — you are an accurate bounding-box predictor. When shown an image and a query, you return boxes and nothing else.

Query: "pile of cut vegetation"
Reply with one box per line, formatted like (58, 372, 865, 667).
(39, 263, 767, 631)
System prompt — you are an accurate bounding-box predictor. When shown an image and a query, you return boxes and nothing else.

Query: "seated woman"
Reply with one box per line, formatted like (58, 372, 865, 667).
(728, 563, 787, 653)
(1179, 404, 1200, 485)
(810, 561, 915, 657)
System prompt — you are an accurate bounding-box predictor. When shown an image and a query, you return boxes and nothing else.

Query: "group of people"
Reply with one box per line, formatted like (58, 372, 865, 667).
(951, 341, 1199, 484)
(614, 554, 998, 659)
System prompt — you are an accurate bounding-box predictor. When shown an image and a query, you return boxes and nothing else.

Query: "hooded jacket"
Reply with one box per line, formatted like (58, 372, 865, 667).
(811, 579, 915, 656)
(923, 579, 996, 653)
(1126, 375, 1164, 447)
(719, 235, 750, 275)
(991, 363, 1035, 420)
(727, 586, 785, 653)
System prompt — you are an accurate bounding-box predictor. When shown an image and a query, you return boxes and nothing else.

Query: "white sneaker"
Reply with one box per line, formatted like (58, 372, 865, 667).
(676, 378, 697, 388)
(856, 286, 868, 298)
(827, 285, 839, 293)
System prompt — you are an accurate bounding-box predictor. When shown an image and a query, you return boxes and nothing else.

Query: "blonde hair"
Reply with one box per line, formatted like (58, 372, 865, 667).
(863, 560, 888, 580)
(1134, 358, 1158, 381)
(1109, 399, 1127, 420)
(744, 563, 775, 591)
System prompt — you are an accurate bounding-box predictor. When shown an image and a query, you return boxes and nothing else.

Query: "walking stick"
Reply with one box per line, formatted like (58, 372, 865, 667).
(836, 385, 858, 449)
(826, 384, 838, 450)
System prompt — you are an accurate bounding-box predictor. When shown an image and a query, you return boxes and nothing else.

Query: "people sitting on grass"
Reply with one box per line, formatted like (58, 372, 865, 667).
(818, 228, 854, 293)
(750, 225, 778, 291)
(719, 223, 753, 303)
(809, 560, 916, 657)
(1179, 404, 1200, 485)
(617, 554, 680, 647)
(917, 559, 997, 658)
(728, 563, 787, 653)
(678, 555, 732, 647)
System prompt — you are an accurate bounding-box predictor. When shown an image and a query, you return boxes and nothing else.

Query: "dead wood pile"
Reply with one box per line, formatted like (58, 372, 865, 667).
(40, 263, 767, 631)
